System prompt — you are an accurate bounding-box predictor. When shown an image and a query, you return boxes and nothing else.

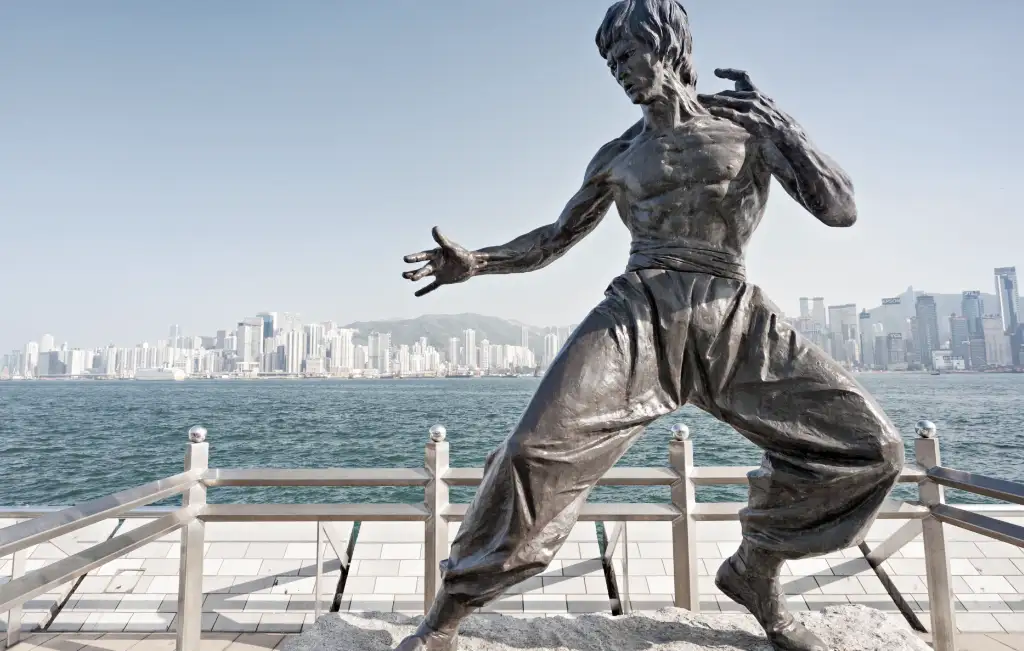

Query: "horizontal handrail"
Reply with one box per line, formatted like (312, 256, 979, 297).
(444, 464, 926, 487)
(443, 503, 680, 522)
(0, 470, 200, 558)
(444, 467, 678, 486)
(690, 464, 928, 486)
(927, 466, 1024, 506)
(203, 468, 430, 487)
(200, 503, 429, 521)
(0, 505, 200, 613)
(932, 504, 1024, 547)
(690, 499, 929, 522)
(0, 505, 178, 519)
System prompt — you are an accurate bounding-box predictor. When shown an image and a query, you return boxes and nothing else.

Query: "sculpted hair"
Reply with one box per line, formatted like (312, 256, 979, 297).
(595, 0, 696, 86)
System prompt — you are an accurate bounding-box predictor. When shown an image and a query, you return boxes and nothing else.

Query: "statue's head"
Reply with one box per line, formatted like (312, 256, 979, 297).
(596, 0, 696, 105)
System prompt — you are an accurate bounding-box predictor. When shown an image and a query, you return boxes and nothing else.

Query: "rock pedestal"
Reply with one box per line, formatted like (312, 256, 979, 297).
(280, 605, 930, 651)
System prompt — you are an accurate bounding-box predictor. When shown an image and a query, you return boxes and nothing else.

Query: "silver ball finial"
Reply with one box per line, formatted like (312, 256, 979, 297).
(915, 420, 937, 439)
(429, 424, 447, 442)
(671, 423, 690, 441)
(188, 426, 207, 443)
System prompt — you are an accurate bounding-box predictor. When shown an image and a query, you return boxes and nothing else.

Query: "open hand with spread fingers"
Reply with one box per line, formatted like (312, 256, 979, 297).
(698, 68, 800, 142)
(402, 227, 487, 297)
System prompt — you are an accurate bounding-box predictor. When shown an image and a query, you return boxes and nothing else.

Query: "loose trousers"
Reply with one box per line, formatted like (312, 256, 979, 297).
(440, 269, 905, 607)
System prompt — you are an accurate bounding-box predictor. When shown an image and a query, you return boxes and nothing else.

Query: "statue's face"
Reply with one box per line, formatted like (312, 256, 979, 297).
(605, 36, 669, 105)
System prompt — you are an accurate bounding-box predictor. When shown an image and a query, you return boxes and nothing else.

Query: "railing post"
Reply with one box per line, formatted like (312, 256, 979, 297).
(4, 548, 26, 648)
(669, 423, 699, 612)
(176, 426, 208, 651)
(424, 424, 450, 614)
(916, 420, 956, 651)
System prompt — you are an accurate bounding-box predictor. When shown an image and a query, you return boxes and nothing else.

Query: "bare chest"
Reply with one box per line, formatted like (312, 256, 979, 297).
(607, 122, 755, 198)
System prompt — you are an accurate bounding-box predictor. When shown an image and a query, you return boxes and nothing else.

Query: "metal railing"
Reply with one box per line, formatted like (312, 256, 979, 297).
(1, 419, 1021, 651)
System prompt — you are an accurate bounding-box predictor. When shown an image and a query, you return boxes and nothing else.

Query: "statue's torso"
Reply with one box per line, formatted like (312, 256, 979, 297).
(607, 116, 771, 259)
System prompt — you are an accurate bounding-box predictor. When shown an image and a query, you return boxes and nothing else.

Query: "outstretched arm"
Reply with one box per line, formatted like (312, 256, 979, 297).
(699, 69, 856, 227)
(473, 120, 643, 275)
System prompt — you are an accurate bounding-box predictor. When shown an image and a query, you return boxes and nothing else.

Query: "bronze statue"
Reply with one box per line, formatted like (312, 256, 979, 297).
(400, 1, 904, 649)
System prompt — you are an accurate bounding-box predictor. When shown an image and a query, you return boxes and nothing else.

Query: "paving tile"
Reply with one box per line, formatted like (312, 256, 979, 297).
(81, 612, 133, 632)
(212, 613, 262, 633)
(347, 595, 394, 612)
(379, 544, 421, 560)
(349, 560, 400, 577)
(243, 595, 291, 612)
(974, 559, 1024, 576)
(114, 594, 165, 611)
(967, 576, 1019, 594)
(205, 594, 249, 612)
(207, 544, 251, 560)
(258, 560, 302, 577)
(244, 543, 288, 560)
(958, 593, 1012, 612)
(255, 613, 305, 633)
(124, 613, 175, 632)
(375, 577, 418, 595)
(219, 560, 263, 576)
(541, 577, 588, 595)
(995, 614, 1024, 633)
(814, 576, 866, 595)
(956, 613, 1004, 633)
(980, 542, 1024, 558)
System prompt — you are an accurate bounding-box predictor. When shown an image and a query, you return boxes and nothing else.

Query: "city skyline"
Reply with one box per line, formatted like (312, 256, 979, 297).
(2, 262, 1018, 356)
(2, 2, 1021, 351)
(5, 265, 1021, 379)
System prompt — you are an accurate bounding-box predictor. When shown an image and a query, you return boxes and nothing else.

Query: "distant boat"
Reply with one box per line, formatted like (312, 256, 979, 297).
(135, 367, 186, 381)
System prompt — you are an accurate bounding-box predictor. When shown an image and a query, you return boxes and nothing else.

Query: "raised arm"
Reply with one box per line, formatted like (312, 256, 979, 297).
(402, 120, 642, 297)
(474, 119, 642, 275)
(699, 69, 856, 227)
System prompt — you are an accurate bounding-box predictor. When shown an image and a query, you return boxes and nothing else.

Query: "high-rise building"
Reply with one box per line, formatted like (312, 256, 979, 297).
(961, 291, 984, 338)
(886, 333, 906, 370)
(463, 329, 477, 369)
(858, 310, 873, 367)
(811, 297, 826, 331)
(40, 334, 55, 354)
(982, 315, 1012, 367)
(285, 330, 304, 374)
(542, 333, 560, 368)
(914, 295, 940, 368)
(479, 339, 490, 372)
(949, 315, 970, 366)
(256, 312, 277, 340)
(236, 318, 263, 364)
(521, 327, 529, 350)
(827, 303, 858, 364)
(994, 267, 1021, 365)
(23, 341, 39, 377)
(799, 297, 810, 319)
(447, 337, 459, 367)
(995, 267, 1020, 334)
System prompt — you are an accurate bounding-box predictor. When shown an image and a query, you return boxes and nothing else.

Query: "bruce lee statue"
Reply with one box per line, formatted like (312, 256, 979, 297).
(398, 1, 904, 649)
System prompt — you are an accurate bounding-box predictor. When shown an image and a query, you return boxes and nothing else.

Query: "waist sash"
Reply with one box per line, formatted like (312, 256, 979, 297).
(625, 242, 746, 282)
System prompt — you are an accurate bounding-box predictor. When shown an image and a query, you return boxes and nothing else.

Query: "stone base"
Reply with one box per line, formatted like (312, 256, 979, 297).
(280, 604, 929, 651)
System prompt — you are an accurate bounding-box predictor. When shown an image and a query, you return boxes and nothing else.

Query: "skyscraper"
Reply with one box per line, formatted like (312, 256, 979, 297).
(949, 315, 970, 366)
(811, 297, 826, 331)
(994, 267, 1021, 365)
(961, 291, 984, 338)
(858, 310, 873, 367)
(914, 295, 940, 368)
(463, 329, 477, 369)
(256, 312, 277, 340)
(799, 297, 810, 319)
(994, 267, 1020, 334)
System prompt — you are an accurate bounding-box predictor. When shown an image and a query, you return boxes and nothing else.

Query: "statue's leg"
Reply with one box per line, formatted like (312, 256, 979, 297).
(396, 274, 687, 651)
(694, 283, 904, 651)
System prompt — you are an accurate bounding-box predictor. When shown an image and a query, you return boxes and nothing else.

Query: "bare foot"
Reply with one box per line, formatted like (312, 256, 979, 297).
(393, 625, 458, 651)
(715, 556, 827, 651)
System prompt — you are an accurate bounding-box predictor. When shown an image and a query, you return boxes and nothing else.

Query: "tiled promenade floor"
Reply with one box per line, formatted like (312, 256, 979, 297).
(5, 507, 1024, 648)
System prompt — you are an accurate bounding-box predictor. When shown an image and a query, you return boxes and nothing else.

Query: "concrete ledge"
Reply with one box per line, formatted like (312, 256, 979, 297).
(280, 605, 930, 650)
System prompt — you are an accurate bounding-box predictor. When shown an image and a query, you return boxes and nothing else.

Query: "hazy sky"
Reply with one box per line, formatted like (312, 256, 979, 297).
(2, 1, 1021, 351)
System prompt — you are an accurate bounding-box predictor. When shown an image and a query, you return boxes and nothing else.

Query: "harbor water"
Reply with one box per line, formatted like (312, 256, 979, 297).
(1, 372, 1021, 507)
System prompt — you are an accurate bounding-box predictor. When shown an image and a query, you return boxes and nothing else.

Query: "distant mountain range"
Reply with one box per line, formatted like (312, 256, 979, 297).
(342, 313, 566, 359)
(343, 289, 1004, 356)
